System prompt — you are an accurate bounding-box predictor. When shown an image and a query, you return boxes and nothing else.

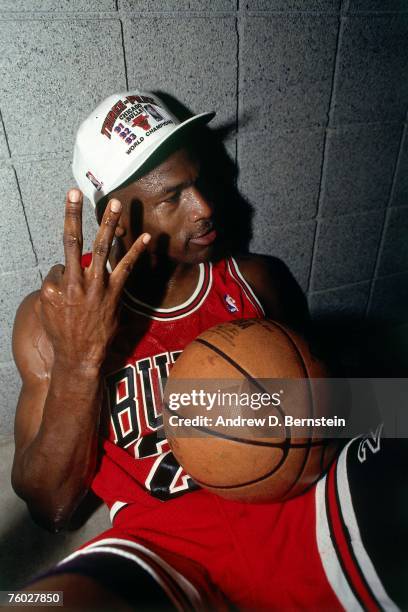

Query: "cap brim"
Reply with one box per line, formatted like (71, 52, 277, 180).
(98, 111, 215, 205)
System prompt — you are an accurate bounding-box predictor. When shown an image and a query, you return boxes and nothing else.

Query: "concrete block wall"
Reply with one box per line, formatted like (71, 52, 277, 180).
(0, 0, 407, 589)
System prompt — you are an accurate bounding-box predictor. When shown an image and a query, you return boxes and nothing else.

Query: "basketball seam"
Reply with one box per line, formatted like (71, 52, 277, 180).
(194, 336, 288, 423)
(252, 321, 318, 499)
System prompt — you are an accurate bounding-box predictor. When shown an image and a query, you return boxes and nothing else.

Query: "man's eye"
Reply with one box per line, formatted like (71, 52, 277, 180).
(164, 193, 180, 204)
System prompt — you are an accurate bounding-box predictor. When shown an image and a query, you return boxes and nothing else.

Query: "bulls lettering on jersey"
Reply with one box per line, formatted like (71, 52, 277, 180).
(104, 350, 197, 500)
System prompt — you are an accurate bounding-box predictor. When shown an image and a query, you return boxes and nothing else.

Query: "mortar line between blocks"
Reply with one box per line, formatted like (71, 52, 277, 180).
(365, 121, 408, 317)
(309, 277, 372, 297)
(0, 11, 238, 20)
(0, 109, 12, 159)
(11, 166, 39, 268)
(235, 14, 240, 169)
(119, 19, 129, 89)
(5, 151, 71, 166)
(306, 8, 344, 294)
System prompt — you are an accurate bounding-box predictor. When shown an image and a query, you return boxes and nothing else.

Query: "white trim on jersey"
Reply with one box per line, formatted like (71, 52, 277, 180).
(124, 263, 205, 312)
(109, 500, 128, 523)
(121, 263, 213, 321)
(316, 439, 399, 612)
(57, 537, 203, 611)
(228, 257, 265, 315)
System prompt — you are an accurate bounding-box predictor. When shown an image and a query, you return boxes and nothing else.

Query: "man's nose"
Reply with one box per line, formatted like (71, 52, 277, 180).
(188, 187, 213, 222)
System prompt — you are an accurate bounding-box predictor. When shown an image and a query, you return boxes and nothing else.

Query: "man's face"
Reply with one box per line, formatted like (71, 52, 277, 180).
(110, 147, 216, 265)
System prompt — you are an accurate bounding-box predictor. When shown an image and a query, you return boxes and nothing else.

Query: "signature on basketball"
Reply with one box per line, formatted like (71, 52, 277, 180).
(204, 319, 259, 347)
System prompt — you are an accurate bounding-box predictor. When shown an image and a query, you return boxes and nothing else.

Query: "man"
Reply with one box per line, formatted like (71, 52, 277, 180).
(11, 91, 405, 610)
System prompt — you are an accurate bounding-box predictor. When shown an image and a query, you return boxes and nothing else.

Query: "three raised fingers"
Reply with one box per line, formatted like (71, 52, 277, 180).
(109, 233, 151, 296)
(62, 190, 150, 296)
(63, 189, 83, 281)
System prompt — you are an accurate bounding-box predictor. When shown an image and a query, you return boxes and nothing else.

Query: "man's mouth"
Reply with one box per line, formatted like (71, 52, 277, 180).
(189, 228, 217, 246)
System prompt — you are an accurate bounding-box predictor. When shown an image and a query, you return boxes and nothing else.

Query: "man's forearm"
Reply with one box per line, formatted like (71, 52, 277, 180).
(13, 361, 103, 531)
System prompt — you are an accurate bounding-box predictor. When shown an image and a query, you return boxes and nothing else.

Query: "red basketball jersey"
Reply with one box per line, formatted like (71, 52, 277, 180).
(80, 255, 264, 508)
(74, 255, 395, 611)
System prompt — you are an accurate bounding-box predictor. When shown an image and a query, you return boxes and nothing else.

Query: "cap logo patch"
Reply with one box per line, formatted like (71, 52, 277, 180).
(132, 113, 151, 131)
(101, 95, 157, 139)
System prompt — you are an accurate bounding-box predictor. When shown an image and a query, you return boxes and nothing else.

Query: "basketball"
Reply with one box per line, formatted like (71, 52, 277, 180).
(163, 319, 342, 503)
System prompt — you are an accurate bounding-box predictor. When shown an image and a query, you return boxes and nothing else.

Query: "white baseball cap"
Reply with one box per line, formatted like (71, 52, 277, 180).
(72, 90, 215, 208)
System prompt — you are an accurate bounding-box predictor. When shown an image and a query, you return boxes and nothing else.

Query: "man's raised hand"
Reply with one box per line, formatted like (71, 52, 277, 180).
(39, 188, 150, 371)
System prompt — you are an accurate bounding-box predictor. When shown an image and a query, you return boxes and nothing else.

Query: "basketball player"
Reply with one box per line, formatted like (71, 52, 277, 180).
(11, 92, 406, 610)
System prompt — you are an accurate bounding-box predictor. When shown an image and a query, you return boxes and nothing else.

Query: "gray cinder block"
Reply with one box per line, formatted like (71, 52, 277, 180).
(16, 158, 98, 269)
(238, 127, 325, 224)
(120, 0, 234, 9)
(240, 14, 338, 130)
(308, 281, 370, 323)
(1, 0, 116, 10)
(0, 166, 37, 274)
(0, 20, 125, 156)
(0, 268, 42, 365)
(332, 14, 408, 125)
(320, 123, 402, 217)
(250, 220, 316, 292)
(369, 273, 408, 324)
(0, 364, 22, 436)
(377, 207, 408, 276)
(243, 0, 340, 10)
(0, 122, 9, 160)
(310, 211, 384, 291)
(391, 129, 408, 208)
(123, 17, 237, 127)
(347, 0, 408, 13)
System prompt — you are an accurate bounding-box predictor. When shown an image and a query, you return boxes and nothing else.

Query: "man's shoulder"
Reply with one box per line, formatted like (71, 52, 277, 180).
(231, 253, 287, 296)
(14, 290, 42, 331)
(230, 253, 309, 329)
(234, 252, 280, 276)
(214, 252, 276, 274)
